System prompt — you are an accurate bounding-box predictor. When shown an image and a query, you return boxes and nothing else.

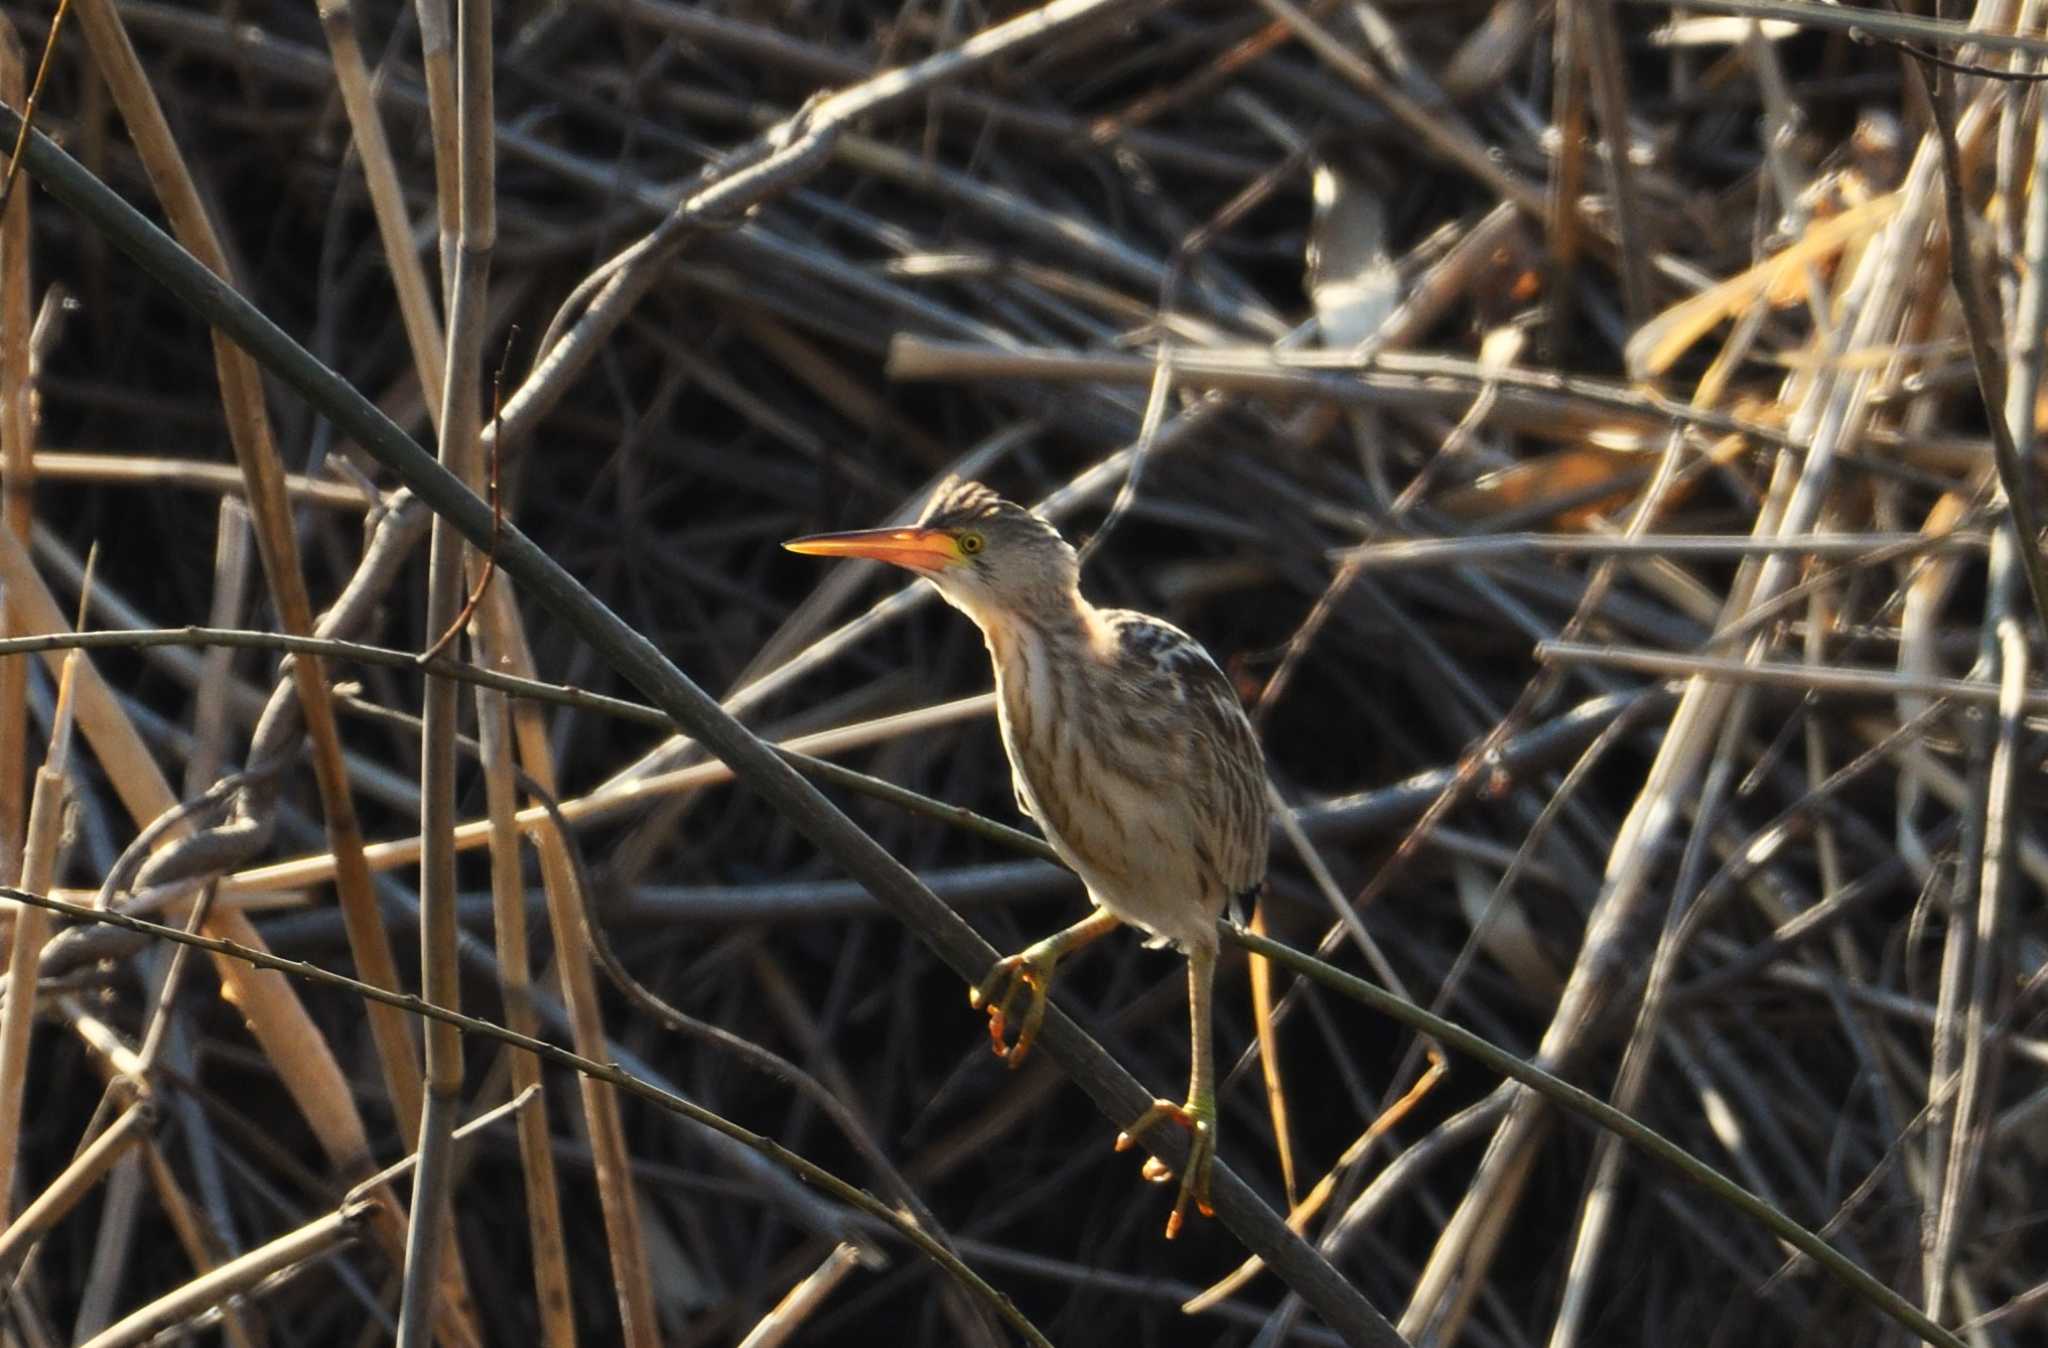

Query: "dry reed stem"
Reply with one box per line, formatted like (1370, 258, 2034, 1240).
(0, 16, 30, 887)
(398, 0, 497, 1331)
(0, 643, 77, 1218)
(401, 0, 493, 1319)
(1909, 43, 2036, 1323)
(481, 584, 661, 1344)
(75, 1196, 374, 1348)
(735, 1243, 869, 1348)
(1398, 64, 2011, 1343)
(415, 0, 459, 302)
(58, 2, 464, 1325)
(134, 1142, 260, 1348)
(0, 523, 422, 1297)
(9, 0, 2048, 1339)
(179, 501, 249, 811)
(1247, 900, 1298, 1208)
(0, 1101, 154, 1279)
(24, 450, 370, 506)
(221, 693, 995, 894)
(474, 685, 578, 1345)
(313, 0, 448, 427)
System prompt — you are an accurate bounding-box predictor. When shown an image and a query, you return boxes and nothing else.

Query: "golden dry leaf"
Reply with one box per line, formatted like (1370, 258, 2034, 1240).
(1437, 446, 1670, 528)
(1625, 194, 1901, 380)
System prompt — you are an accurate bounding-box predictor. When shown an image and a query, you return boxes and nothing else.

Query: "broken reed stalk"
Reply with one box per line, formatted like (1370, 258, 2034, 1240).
(0, 639, 79, 1214)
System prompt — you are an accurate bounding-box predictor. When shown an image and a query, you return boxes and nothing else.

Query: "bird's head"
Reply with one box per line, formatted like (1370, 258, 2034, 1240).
(784, 477, 1079, 626)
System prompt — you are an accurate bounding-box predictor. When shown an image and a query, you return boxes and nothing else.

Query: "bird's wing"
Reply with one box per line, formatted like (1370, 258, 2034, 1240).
(1100, 611, 1271, 897)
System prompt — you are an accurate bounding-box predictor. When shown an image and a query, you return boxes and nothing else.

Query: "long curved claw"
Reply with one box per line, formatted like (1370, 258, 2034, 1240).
(1116, 1097, 1217, 1239)
(969, 953, 1051, 1066)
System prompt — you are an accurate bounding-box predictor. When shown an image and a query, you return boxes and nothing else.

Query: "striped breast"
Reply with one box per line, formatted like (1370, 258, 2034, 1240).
(983, 608, 1268, 949)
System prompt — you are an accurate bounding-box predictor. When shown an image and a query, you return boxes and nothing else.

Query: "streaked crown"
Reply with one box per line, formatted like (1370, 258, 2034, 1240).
(919, 476, 1010, 526)
(919, 477, 1065, 549)
(917, 475, 1002, 526)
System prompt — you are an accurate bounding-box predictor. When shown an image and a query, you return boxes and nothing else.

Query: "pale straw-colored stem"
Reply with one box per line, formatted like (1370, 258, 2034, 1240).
(0, 1101, 153, 1279)
(62, 6, 454, 1326)
(475, 687, 578, 1344)
(0, 651, 78, 1214)
(0, 520, 432, 1328)
(78, 1198, 374, 1348)
(0, 17, 32, 883)
(225, 692, 994, 893)
(24, 450, 370, 507)
(400, 0, 497, 1337)
(475, 581, 659, 1343)
(313, 0, 448, 423)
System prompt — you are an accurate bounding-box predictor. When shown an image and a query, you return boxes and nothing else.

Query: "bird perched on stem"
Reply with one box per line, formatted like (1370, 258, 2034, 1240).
(785, 477, 1270, 1238)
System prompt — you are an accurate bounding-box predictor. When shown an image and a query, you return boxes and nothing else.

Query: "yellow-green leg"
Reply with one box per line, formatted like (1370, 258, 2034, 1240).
(1116, 939, 1217, 1239)
(970, 908, 1120, 1065)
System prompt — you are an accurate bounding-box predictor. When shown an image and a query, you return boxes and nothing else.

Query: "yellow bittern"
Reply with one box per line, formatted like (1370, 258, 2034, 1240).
(786, 477, 1270, 1237)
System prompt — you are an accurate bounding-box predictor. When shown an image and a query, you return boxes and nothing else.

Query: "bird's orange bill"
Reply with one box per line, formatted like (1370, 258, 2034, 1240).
(782, 527, 959, 573)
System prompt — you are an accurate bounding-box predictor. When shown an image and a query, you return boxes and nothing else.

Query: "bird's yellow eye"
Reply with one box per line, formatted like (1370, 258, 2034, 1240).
(958, 531, 985, 555)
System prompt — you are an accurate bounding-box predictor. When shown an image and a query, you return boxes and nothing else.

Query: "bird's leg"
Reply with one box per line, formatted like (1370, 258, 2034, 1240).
(1116, 939, 1218, 1239)
(969, 909, 1120, 1065)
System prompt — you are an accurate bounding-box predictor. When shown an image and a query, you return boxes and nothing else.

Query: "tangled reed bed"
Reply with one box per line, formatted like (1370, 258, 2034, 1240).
(0, 0, 2041, 1344)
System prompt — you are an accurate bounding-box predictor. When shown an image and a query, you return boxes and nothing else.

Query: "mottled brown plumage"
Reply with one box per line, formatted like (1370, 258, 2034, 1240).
(786, 477, 1271, 1237)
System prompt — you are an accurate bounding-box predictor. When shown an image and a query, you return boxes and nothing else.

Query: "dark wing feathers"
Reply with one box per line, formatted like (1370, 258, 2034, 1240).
(1101, 610, 1270, 895)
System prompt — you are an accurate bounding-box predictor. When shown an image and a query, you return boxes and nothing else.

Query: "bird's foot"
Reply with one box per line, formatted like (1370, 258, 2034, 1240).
(969, 947, 1057, 1066)
(1116, 1096, 1216, 1239)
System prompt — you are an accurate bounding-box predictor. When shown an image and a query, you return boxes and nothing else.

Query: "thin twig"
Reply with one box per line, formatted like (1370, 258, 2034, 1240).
(1226, 926, 1967, 1348)
(5, 887, 1054, 1348)
(0, 0, 68, 218)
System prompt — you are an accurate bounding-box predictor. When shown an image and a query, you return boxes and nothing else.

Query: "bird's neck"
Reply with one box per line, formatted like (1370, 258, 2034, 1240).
(975, 588, 1096, 764)
(972, 585, 1094, 660)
